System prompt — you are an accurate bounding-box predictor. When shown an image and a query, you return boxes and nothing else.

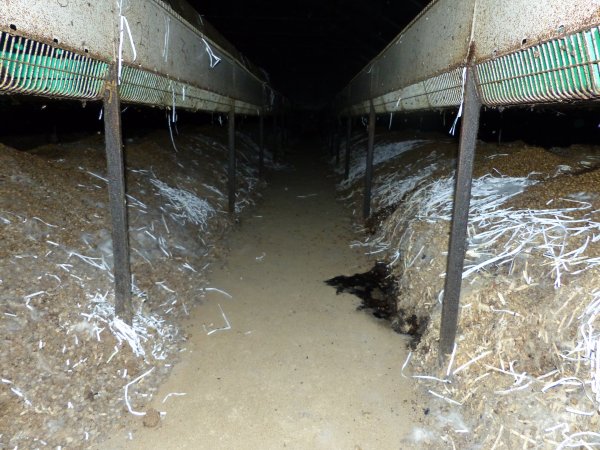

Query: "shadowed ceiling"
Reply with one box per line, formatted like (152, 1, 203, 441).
(189, 0, 428, 108)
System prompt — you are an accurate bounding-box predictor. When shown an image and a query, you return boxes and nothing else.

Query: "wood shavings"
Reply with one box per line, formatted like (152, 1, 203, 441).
(453, 351, 492, 375)
(427, 389, 462, 406)
(202, 287, 233, 299)
(162, 392, 187, 404)
(124, 368, 155, 417)
(150, 178, 215, 230)
(206, 304, 231, 336)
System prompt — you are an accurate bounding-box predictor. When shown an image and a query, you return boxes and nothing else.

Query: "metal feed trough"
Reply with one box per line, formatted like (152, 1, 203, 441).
(0, 0, 283, 322)
(335, 0, 600, 358)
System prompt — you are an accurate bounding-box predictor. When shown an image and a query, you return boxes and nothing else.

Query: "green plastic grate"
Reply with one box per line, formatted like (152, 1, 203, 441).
(424, 68, 464, 108)
(119, 65, 232, 112)
(0, 31, 237, 113)
(0, 31, 108, 99)
(477, 27, 600, 105)
(119, 66, 171, 107)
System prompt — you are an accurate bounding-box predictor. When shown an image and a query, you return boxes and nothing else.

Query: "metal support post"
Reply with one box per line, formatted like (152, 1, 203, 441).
(228, 101, 236, 214)
(345, 115, 352, 180)
(259, 113, 265, 179)
(439, 67, 481, 357)
(103, 65, 132, 324)
(363, 101, 376, 220)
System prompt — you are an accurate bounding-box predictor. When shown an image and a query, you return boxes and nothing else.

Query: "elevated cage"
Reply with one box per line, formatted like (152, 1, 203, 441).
(337, 0, 600, 115)
(0, 0, 284, 324)
(0, 0, 281, 114)
(333, 0, 600, 363)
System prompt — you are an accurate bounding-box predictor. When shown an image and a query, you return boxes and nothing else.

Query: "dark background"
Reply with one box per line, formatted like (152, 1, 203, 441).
(190, 0, 427, 108)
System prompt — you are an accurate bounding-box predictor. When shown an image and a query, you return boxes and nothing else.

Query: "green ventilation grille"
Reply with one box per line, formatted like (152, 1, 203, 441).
(0, 32, 107, 99)
(119, 66, 231, 112)
(477, 27, 600, 105)
(119, 66, 174, 107)
(0, 31, 235, 113)
(424, 68, 464, 108)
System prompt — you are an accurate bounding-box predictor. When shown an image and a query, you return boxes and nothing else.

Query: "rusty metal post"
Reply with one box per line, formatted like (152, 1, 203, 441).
(439, 67, 481, 357)
(103, 65, 132, 323)
(228, 101, 236, 214)
(345, 115, 352, 180)
(363, 101, 376, 220)
(259, 112, 265, 179)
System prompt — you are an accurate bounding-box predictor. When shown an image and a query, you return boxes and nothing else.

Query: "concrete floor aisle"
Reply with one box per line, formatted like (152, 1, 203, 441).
(106, 142, 416, 449)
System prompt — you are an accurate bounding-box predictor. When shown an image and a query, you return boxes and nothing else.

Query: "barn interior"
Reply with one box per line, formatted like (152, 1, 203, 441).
(1, 1, 600, 448)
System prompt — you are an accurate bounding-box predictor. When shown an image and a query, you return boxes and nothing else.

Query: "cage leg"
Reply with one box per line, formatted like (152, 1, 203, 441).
(228, 101, 237, 214)
(439, 67, 482, 357)
(103, 65, 132, 324)
(363, 100, 376, 220)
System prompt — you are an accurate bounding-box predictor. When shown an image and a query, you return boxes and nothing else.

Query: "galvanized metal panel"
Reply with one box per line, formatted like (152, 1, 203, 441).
(233, 64, 264, 108)
(347, 68, 373, 107)
(347, 0, 475, 105)
(338, 0, 600, 114)
(399, 82, 430, 111)
(373, 0, 474, 95)
(1, 0, 116, 60)
(473, 0, 600, 63)
(117, 0, 261, 106)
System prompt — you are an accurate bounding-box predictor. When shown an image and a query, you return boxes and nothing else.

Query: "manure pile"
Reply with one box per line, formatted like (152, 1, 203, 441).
(0, 126, 270, 448)
(337, 131, 600, 449)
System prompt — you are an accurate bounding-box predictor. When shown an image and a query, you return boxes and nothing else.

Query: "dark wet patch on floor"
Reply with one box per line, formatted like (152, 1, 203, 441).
(325, 263, 427, 348)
